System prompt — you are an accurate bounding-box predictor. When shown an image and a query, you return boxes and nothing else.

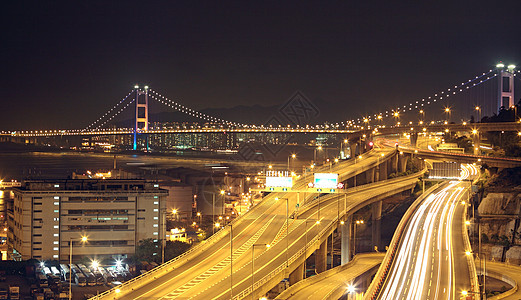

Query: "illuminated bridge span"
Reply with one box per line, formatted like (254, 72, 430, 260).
(0, 65, 519, 144)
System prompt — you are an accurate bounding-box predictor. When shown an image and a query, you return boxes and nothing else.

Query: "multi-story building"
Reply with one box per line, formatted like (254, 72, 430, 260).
(7, 179, 168, 262)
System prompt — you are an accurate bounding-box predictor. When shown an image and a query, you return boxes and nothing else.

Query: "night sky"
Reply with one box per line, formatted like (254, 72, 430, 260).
(2, 1, 520, 130)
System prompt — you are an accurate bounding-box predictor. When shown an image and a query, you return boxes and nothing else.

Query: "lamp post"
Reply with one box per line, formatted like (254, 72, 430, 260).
(304, 219, 316, 278)
(212, 190, 226, 235)
(353, 220, 363, 255)
(276, 197, 290, 268)
(69, 236, 88, 300)
(445, 107, 451, 123)
(172, 209, 178, 222)
(419, 109, 425, 123)
(251, 244, 270, 300)
(288, 153, 296, 171)
(229, 224, 233, 299)
(314, 146, 322, 165)
(475, 106, 481, 122)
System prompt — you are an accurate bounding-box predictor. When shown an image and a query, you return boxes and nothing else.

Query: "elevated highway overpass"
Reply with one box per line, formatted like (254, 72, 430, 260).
(91, 149, 423, 300)
(276, 253, 384, 300)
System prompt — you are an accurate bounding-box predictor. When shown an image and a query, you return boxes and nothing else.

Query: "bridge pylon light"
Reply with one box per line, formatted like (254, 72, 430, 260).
(498, 62, 515, 112)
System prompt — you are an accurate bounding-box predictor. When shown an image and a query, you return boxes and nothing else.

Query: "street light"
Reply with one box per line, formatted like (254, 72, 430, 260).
(353, 220, 363, 255)
(251, 244, 270, 300)
(444, 107, 451, 123)
(172, 209, 178, 221)
(304, 219, 317, 278)
(475, 106, 481, 122)
(275, 197, 290, 268)
(314, 146, 323, 164)
(229, 224, 233, 299)
(288, 153, 296, 171)
(69, 236, 88, 300)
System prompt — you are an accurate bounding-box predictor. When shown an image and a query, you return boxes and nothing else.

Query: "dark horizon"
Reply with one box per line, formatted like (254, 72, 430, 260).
(2, 1, 521, 130)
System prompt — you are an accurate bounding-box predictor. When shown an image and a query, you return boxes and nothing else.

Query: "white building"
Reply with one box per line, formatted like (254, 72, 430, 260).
(7, 179, 167, 262)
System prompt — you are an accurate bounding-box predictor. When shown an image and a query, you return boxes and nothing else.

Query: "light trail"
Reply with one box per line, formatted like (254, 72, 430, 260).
(376, 164, 478, 300)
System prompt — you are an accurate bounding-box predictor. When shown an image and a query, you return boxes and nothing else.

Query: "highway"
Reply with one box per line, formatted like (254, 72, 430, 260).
(93, 149, 422, 300)
(369, 164, 480, 300)
(276, 253, 384, 300)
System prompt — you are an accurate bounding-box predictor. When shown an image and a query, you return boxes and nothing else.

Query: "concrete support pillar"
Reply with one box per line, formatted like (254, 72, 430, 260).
(365, 168, 375, 183)
(378, 160, 388, 181)
(390, 153, 398, 174)
(371, 201, 382, 251)
(315, 239, 328, 273)
(398, 153, 408, 173)
(341, 215, 352, 265)
(289, 262, 305, 285)
(472, 133, 481, 155)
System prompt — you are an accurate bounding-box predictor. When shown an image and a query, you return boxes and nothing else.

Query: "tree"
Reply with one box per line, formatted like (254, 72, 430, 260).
(132, 238, 161, 263)
(164, 241, 192, 261)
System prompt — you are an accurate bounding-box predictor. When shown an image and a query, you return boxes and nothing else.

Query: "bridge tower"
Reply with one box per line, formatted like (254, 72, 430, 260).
(133, 85, 149, 150)
(497, 63, 516, 111)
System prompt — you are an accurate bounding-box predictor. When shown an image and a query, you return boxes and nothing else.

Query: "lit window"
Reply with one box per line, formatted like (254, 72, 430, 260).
(153, 239, 158, 242)
(53, 225, 59, 229)
(54, 218, 59, 221)
(53, 234, 59, 237)
(53, 241, 58, 244)
(54, 202, 59, 205)
(153, 201, 159, 205)
(153, 209, 158, 212)
(154, 184, 159, 188)
(53, 210, 59, 213)
(153, 224, 158, 227)
(53, 255, 59, 258)
(53, 247, 59, 251)
(54, 184, 59, 188)
(153, 232, 158, 235)
(54, 196, 60, 200)
(154, 196, 158, 199)
(153, 217, 158, 220)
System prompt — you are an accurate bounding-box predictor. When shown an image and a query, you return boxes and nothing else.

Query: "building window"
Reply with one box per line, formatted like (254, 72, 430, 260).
(54, 202, 59, 205)
(33, 248, 42, 250)
(153, 217, 158, 220)
(153, 201, 159, 205)
(34, 210, 42, 213)
(53, 255, 58, 258)
(54, 210, 59, 213)
(153, 209, 158, 212)
(153, 232, 158, 235)
(53, 247, 59, 251)
(54, 196, 60, 200)
(34, 202, 42, 205)
(33, 234, 42, 237)
(53, 225, 59, 229)
(54, 184, 59, 188)
(53, 241, 59, 244)
(153, 224, 158, 227)
(34, 242, 42, 244)
(53, 234, 59, 237)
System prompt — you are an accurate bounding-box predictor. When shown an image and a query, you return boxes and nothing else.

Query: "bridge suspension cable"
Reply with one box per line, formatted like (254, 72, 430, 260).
(148, 89, 246, 127)
(83, 90, 135, 131)
(338, 69, 497, 127)
(94, 98, 136, 130)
